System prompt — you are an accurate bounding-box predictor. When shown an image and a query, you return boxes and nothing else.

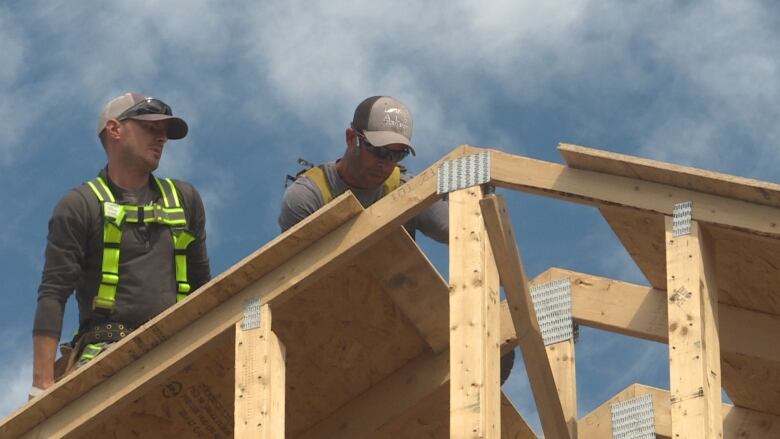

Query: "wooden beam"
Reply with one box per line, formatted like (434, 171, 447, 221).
(537, 267, 780, 364)
(10, 146, 479, 438)
(578, 383, 780, 438)
(665, 217, 722, 438)
(480, 193, 570, 439)
(300, 300, 521, 439)
(489, 149, 780, 239)
(546, 341, 577, 438)
(235, 304, 285, 438)
(449, 187, 501, 438)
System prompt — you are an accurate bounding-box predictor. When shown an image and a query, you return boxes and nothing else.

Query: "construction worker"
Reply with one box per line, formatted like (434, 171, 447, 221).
(279, 95, 514, 382)
(279, 95, 448, 241)
(31, 93, 211, 398)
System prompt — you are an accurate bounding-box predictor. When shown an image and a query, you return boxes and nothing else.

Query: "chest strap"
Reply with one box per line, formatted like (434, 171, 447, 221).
(303, 165, 401, 205)
(86, 176, 196, 314)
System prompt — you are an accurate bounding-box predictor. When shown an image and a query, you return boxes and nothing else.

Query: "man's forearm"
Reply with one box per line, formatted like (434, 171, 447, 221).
(33, 334, 58, 390)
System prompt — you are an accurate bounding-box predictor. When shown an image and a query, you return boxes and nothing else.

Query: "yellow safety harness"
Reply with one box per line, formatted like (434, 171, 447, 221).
(85, 176, 195, 314)
(303, 165, 401, 204)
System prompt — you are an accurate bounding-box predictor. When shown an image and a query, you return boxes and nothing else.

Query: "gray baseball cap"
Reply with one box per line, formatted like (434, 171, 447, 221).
(351, 96, 415, 155)
(97, 93, 188, 139)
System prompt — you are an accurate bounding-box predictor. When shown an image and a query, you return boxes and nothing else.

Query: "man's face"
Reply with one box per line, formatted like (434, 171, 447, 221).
(118, 119, 168, 172)
(350, 135, 407, 189)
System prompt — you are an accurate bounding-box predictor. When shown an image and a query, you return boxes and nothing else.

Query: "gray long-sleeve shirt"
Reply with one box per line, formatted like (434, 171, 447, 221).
(279, 161, 448, 242)
(34, 169, 211, 338)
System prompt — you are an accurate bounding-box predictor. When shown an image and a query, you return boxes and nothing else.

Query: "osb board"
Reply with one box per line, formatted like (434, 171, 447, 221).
(559, 143, 780, 209)
(358, 229, 449, 352)
(371, 387, 536, 439)
(723, 353, 780, 416)
(273, 262, 430, 437)
(79, 330, 235, 439)
(598, 206, 780, 414)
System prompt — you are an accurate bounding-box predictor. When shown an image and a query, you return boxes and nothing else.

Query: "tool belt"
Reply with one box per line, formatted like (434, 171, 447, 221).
(54, 322, 135, 381)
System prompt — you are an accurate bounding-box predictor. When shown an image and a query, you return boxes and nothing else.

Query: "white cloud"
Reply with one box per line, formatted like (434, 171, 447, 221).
(0, 332, 32, 420)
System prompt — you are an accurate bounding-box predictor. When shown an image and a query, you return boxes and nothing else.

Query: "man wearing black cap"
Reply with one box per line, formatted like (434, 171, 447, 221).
(279, 95, 448, 242)
(279, 96, 514, 382)
(31, 93, 211, 397)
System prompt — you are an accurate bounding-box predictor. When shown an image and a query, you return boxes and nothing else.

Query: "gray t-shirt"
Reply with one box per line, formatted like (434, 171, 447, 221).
(279, 161, 448, 243)
(33, 169, 211, 338)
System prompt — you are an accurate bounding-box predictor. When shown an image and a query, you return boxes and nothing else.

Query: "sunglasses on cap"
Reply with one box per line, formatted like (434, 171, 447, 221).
(356, 132, 411, 163)
(116, 98, 173, 121)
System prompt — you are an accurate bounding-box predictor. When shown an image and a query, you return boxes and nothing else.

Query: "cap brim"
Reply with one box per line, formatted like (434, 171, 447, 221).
(130, 114, 189, 140)
(363, 130, 416, 155)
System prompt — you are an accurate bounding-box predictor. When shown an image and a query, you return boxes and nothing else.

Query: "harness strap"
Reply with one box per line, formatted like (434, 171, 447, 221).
(303, 165, 402, 205)
(85, 174, 196, 314)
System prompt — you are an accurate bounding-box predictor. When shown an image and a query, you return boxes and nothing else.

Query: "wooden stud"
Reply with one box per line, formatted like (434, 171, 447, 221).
(235, 304, 285, 438)
(480, 193, 570, 439)
(449, 187, 501, 438)
(546, 341, 577, 438)
(665, 217, 722, 438)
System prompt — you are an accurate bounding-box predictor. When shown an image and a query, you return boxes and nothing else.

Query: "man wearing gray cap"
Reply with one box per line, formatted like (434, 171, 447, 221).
(31, 93, 211, 397)
(279, 95, 448, 242)
(279, 96, 514, 382)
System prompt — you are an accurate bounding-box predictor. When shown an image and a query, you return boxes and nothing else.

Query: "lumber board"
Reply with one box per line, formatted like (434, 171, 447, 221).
(4, 145, 477, 438)
(545, 341, 577, 438)
(480, 193, 570, 439)
(489, 149, 780, 239)
(559, 142, 780, 209)
(665, 218, 722, 438)
(449, 187, 501, 438)
(234, 304, 285, 438)
(578, 383, 780, 438)
(358, 228, 449, 353)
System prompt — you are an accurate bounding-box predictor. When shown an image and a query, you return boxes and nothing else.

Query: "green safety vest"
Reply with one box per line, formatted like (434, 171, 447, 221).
(303, 165, 401, 204)
(85, 176, 196, 314)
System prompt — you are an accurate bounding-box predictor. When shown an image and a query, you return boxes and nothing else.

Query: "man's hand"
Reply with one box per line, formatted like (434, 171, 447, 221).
(32, 334, 58, 393)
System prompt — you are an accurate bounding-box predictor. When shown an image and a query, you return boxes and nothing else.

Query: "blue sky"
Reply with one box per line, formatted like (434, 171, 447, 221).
(2, 0, 779, 432)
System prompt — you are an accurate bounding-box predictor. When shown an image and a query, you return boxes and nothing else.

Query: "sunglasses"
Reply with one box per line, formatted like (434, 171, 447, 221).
(356, 133, 411, 163)
(116, 98, 173, 120)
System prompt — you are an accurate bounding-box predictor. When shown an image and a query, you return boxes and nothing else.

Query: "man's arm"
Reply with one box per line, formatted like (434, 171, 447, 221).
(413, 198, 449, 244)
(180, 183, 211, 291)
(279, 176, 325, 232)
(32, 334, 58, 390)
(33, 189, 91, 390)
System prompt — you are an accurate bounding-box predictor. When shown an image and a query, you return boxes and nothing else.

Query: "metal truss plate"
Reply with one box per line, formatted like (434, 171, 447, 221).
(242, 297, 261, 331)
(529, 277, 572, 345)
(610, 394, 656, 439)
(437, 151, 491, 194)
(672, 201, 692, 237)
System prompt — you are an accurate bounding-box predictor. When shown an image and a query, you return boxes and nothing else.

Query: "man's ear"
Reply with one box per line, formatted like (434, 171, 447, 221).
(105, 119, 124, 141)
